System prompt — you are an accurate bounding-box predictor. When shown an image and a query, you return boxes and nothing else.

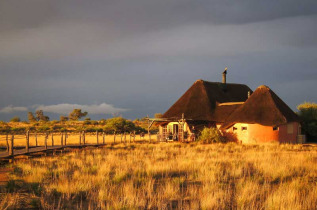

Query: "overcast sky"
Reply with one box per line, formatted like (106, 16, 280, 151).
(0, 0, 317, 121)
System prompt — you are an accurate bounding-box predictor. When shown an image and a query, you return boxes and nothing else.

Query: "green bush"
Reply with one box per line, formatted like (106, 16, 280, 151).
(10, 116, 20, 122)
(52, 125, 63, 131)
(198, 127, 225, 144)
(297, 102, 317, 140)
(37, 126, 50, 132)
(85, 127, 103, 132)
(11, 127, 26, 133)
(0, 125, 11, 133)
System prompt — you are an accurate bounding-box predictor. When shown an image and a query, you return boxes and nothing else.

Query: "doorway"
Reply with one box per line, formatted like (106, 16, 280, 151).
(173, 124, 179, 141)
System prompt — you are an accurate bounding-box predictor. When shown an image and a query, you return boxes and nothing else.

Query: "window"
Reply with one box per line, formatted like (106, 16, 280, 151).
(273, 126, 279, 131)
(233, 127, 237, 131)
(287, 123, 294, 134)
(241, 126, 247, 131)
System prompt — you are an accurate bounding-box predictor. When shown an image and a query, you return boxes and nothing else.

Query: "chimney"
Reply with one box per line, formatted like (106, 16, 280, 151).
(222, 67, 227, 84)
(248, 91, 251, 98)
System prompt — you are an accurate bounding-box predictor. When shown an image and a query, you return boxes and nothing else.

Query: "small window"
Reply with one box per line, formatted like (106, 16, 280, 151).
(273, 126, 279, 131)
(241, 126, 247, 131)
(233, 127, 237, 131)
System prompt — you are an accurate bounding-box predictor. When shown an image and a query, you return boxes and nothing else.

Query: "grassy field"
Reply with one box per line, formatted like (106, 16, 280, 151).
(1, 143, 317, 209)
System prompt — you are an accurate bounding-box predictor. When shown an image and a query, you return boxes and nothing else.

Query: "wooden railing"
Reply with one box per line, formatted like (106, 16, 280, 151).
(0, 131, 151, 159)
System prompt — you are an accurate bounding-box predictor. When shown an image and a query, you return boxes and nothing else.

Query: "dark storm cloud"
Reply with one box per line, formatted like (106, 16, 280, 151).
(0, 0, 317, 121)
(1, 0, 317, 33)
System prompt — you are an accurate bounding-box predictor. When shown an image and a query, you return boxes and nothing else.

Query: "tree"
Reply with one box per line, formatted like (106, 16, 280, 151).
(10, 116, 20, 122)
(35, 110, 49, 122)
(60, 115, 69, 122)
(154, 113, 163, 118)
(69, 109, 88, 121)
(297, 102, 317, 140)
(28, 112, 37, 123)
(104, 117, 136, 133)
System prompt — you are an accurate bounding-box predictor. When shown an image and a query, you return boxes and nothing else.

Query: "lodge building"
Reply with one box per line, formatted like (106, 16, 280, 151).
(158, 70, 304, 143)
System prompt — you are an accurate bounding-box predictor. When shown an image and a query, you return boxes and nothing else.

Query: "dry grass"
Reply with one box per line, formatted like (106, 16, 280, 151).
(1, 143, 317, 209)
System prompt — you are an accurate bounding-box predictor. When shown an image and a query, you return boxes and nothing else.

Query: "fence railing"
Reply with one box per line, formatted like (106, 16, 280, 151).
(0, 131, 152, 158)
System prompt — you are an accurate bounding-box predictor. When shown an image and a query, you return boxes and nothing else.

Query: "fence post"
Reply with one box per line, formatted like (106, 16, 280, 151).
(96, 131, 99, 144)
(83, 131, 86, 145)
(102, 132, 105, 144)
(6, 134, 9, 152)
(45, 133, 48, 150)
(149, 131, 151, 143)
(64, 132, 67, 146)
(9, 134, 14, 156)
(121, 133, 123, 143)
(61, 132, 64, 147)
(114, 132, 116, 143)
(124, 132, 126, 143)
(35, 132, 38, 147)
(79, 132, 82, 145)
(51, 133, 54, 147)
(129, 132, 131, 143)
(133, 131, 136, 142)
(26, 130, 29, 153)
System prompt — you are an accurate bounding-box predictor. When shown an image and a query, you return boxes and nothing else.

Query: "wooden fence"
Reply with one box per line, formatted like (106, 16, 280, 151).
(0, 131, 151, 159)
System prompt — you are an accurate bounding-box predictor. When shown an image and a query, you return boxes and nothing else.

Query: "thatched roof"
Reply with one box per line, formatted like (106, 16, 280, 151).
(221, 85, 300, 128)
(162, 79, 252, 121)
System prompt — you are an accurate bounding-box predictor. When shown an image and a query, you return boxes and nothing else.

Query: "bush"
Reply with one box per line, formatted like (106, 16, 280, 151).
(297, 102, 317, 140)
(85, 127, 103, 132)
(198, 127, 225, 144)
(28, 126, 36, 131)
(10, 116, 20, 122)
(37, 126, 50, 132)
(0, 125, 11, 133)
(52, 125, 63, 131)
(11, 127, 26, 133)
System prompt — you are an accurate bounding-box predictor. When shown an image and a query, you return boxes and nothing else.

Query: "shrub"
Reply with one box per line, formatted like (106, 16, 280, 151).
(297, 102, 317, 140)
(0, 125, 11, 133)
(10, 116, 20, 122)
(37, 126, 50, 132)
(52, 125, 63, 131)
(83, 119, 91, 125)
(85, 127, 103, 132)
(198, 127, 225, 144)
(11, 127, 26, 133)
(28, 126, 36, 131)
(50, 120, 59, 125)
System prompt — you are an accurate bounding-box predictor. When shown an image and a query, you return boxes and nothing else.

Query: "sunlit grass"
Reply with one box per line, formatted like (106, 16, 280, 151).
(1, 143, 317, 209)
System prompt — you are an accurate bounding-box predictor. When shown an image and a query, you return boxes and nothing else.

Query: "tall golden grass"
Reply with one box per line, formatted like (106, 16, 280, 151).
(1, 143, 317, 209)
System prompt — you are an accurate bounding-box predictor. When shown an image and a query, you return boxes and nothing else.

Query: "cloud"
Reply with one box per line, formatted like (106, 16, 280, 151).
(0, 105, 28, 113)
(35, 103, 128, 115)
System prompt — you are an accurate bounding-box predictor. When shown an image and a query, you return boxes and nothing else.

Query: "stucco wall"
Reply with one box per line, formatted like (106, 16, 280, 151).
(226, 122, 300, 143)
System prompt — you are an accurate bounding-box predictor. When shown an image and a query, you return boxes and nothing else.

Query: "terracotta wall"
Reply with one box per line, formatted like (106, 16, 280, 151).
(278, 122, 300, 143)
(226, 122, 300, 143)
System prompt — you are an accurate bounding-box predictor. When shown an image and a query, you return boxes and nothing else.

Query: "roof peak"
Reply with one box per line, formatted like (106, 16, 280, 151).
(194, 79, 249, 86)
(195, 79, 204, 84)
(257, 85, 270, 90)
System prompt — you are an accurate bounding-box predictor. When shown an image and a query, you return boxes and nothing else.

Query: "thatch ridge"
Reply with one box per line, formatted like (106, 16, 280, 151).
(162, 79, 252, 121)
(221, 85, 300, 128)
